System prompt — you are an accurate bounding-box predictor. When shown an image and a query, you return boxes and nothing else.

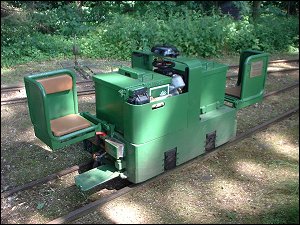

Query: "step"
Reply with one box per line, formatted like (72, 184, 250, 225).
(75, 164, 120, 191)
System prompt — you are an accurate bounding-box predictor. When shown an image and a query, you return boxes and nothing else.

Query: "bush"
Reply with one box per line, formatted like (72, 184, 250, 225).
(254, 14, 299, 52)
(1, 2, 299, 67)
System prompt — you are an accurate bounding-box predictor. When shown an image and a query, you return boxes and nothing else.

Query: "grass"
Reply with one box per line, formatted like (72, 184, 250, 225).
(261, 201, 299, 224)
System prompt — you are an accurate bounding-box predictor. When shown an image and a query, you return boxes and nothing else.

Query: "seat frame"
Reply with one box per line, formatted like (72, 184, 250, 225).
(24, 69, 101, 150)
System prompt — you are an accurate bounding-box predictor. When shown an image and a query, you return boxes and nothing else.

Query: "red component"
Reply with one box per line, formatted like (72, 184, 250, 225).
(96, 131, 107, 137)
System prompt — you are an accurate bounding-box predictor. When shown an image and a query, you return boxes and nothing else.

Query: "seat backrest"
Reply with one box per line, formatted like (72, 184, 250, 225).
(36, 74, 73, 94)
(235, 50, 269, 99)
(36, 74, 77, 120)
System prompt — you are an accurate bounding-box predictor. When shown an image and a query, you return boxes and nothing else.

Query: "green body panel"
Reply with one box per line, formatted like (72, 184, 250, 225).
(119, 66, 147, 79)
(131, 50, 154, 70)
(94, 69, 171, 92)
(124, 105, 236, 183)
(119, 66, 171, 85)
(93, 72, 141, 90)
(162, 57, 228, 114)
(24, 69, 100, 150)
(75, 164, 120, 191)
(93, 73, 138, 133)
(200, 106, 237, 147)
(47, 90, 75, 120)
(198, 63, 228, 113)
(225, 50, 269, 109)
(123, 93, 188, 144)
(125, 131, 181, 184)
(93, 70, 172, 135)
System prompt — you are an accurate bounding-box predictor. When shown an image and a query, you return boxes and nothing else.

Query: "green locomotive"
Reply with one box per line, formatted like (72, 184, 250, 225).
(24, 46, 268, 191)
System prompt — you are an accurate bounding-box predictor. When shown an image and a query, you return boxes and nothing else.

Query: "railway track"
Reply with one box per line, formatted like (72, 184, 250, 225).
(227, 67, 299, 78)
(228, 58, 299, 69)
(1, 65, 299, 106)
(1, 88, 96, 105)
(2, 82, 298, 199)
(0, 79, 95, 92)
(1, 58, 298, 91)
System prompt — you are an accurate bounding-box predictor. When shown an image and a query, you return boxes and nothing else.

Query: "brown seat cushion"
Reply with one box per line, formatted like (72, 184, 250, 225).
(50, 114, 91, 137)
(37, 74, 73, 94)
(226, 86, 241, 98)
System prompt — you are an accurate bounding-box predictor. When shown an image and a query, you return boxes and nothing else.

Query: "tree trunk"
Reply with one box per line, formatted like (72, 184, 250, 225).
(287, 1, 298, 15)
(75, 1, 83, 17)
(252, 1, 261, 21)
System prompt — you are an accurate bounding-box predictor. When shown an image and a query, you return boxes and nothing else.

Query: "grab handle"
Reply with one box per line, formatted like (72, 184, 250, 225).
(152, 102, 165, 110)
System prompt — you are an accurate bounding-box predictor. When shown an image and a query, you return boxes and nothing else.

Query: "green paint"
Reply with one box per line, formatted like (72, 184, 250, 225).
(75, 164, 120, 191)
(24, 69, 100, 150)
(225, 50, 269, 109)
(93, 69, 172, 135)
(124, 105, 236, 183)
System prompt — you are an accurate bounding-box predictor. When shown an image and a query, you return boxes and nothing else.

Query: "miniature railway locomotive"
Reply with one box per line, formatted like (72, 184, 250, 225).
(24, 46, 269, 191)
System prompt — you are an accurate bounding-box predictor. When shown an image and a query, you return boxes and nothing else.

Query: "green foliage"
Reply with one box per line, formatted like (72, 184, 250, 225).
(224, 16, 260, 51)
(261, 201, 299, 224)
(232, 1, 251, 17)
(254, 14, 299, 51)
(31, 3, 93, 36)
(1, 1, 299, 67)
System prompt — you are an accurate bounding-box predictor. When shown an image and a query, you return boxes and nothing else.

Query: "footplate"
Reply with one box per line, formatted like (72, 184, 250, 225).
(75, 164, 120, 191)
(225, 94, 263, 109)
(224, 95, 240, 108)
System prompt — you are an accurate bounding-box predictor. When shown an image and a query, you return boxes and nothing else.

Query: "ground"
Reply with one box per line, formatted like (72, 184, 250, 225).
(1, 53, 299, 224)
(72, 113, 299, 224)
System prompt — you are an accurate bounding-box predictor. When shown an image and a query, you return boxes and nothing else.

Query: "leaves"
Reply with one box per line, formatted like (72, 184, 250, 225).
(36, 202, 45, 210)
(226, 211, 237, 220)
(1, 2, 299, 67)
